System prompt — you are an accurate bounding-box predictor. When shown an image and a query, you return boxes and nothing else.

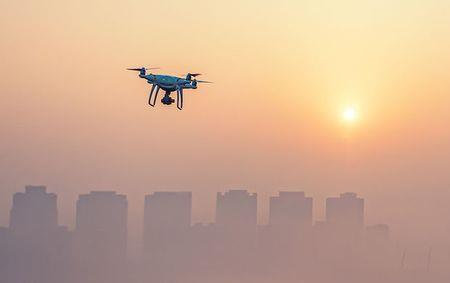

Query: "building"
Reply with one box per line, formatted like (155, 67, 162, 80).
(143, 192, 192, 280)
(326, 192, 364, 232)
(75, 191, 128, 262)
(215, 189, 258, 274)
(269, 191, 313, 229)
(73, 191, 128, 283)
(7, 186, 70, 283)
(9, 186, 58, 235)
(216, 189, 257, 228)
(144, 191, 192, 234)
(261, 192, 314, 268)
(74, 191, 127, 283)
(143, 191, 192, 256)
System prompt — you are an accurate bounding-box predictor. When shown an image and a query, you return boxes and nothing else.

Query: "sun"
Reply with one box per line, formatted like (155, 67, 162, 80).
(342, 106, 358, 122)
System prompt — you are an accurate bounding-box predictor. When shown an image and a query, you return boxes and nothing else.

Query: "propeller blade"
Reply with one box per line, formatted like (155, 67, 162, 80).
(127, 67, 160, 71)
(196, 80, 213, 83)
(183, 73, 201, 78)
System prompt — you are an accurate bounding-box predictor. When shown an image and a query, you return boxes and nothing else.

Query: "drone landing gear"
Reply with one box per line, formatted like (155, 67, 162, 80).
(176, 88, 183, 110)
(148, 84, 160, 107)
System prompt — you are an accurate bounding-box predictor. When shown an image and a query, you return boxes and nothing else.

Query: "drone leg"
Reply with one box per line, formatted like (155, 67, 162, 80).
(148, 84, 158, 106)
(176, 88, 183, 110)
(151, 86, 160, 106)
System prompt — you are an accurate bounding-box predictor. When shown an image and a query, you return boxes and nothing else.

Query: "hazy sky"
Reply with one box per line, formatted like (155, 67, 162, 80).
(1, 0, 450, 245)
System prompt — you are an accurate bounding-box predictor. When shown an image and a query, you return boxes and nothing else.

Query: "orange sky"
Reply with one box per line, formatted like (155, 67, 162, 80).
(1, 0, 450, 245)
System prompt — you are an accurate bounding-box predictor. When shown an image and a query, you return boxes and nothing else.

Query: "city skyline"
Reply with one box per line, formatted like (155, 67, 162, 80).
(1, 185, 387, 232)
(2, 185, 446, 283)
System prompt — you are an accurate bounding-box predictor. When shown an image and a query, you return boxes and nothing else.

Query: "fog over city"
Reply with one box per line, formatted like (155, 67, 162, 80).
(1, 185, 449, 283)
(2, 0, 450, 282)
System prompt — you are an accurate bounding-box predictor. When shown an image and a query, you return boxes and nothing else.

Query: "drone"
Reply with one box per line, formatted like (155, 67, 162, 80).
(127, 67, 212, 110)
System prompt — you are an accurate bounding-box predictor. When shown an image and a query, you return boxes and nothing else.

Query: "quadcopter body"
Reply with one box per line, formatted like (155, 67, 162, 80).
(127, 67, 211, 110)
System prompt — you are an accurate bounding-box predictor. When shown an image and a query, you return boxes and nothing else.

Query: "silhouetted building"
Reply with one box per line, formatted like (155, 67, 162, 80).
(216, 189, 257, 228)
(143, 192, 192, 281)
(74, 191, 128, 283)
(269, 191, 313, 229)
(7, 186, 70, 283)
(215, 190, 258, 278)
(143, 192, 191, 249)
(144, 191, 191, 236)
(9, 185, 58, 236)
(319, 193, 365, 266)
(260, 192, 314, 275)
(326, 192, 364, 232)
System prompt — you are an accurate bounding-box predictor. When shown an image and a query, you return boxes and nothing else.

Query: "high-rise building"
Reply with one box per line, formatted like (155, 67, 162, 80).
(326, 192, 364, 231)
(269, 191, 313, 229)
(143, 191, 192, 255)
(144, 191, 192, 233)
(215, 189, 258, 271)
(142, 192, 192, 280)
(216, 189, 257, 228)
(9, 186, 58, 235)
(75, 191, 128, 261)
(7, 186, 70, 283)
(262, 192, 314, 268)
(73, 191, 128, 283)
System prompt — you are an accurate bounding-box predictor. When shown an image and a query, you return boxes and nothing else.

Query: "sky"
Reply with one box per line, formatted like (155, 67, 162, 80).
(1, 0, 450, 246)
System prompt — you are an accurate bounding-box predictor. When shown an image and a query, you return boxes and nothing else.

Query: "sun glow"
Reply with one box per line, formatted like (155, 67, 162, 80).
(342, 106, 358, 123)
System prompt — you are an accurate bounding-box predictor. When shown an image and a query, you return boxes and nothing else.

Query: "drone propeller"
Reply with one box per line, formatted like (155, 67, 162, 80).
(127, 67, 160, 71)
(127, 67, 159, 76)
(195, 80, 213, 83)
(185, 73, 207, 81)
